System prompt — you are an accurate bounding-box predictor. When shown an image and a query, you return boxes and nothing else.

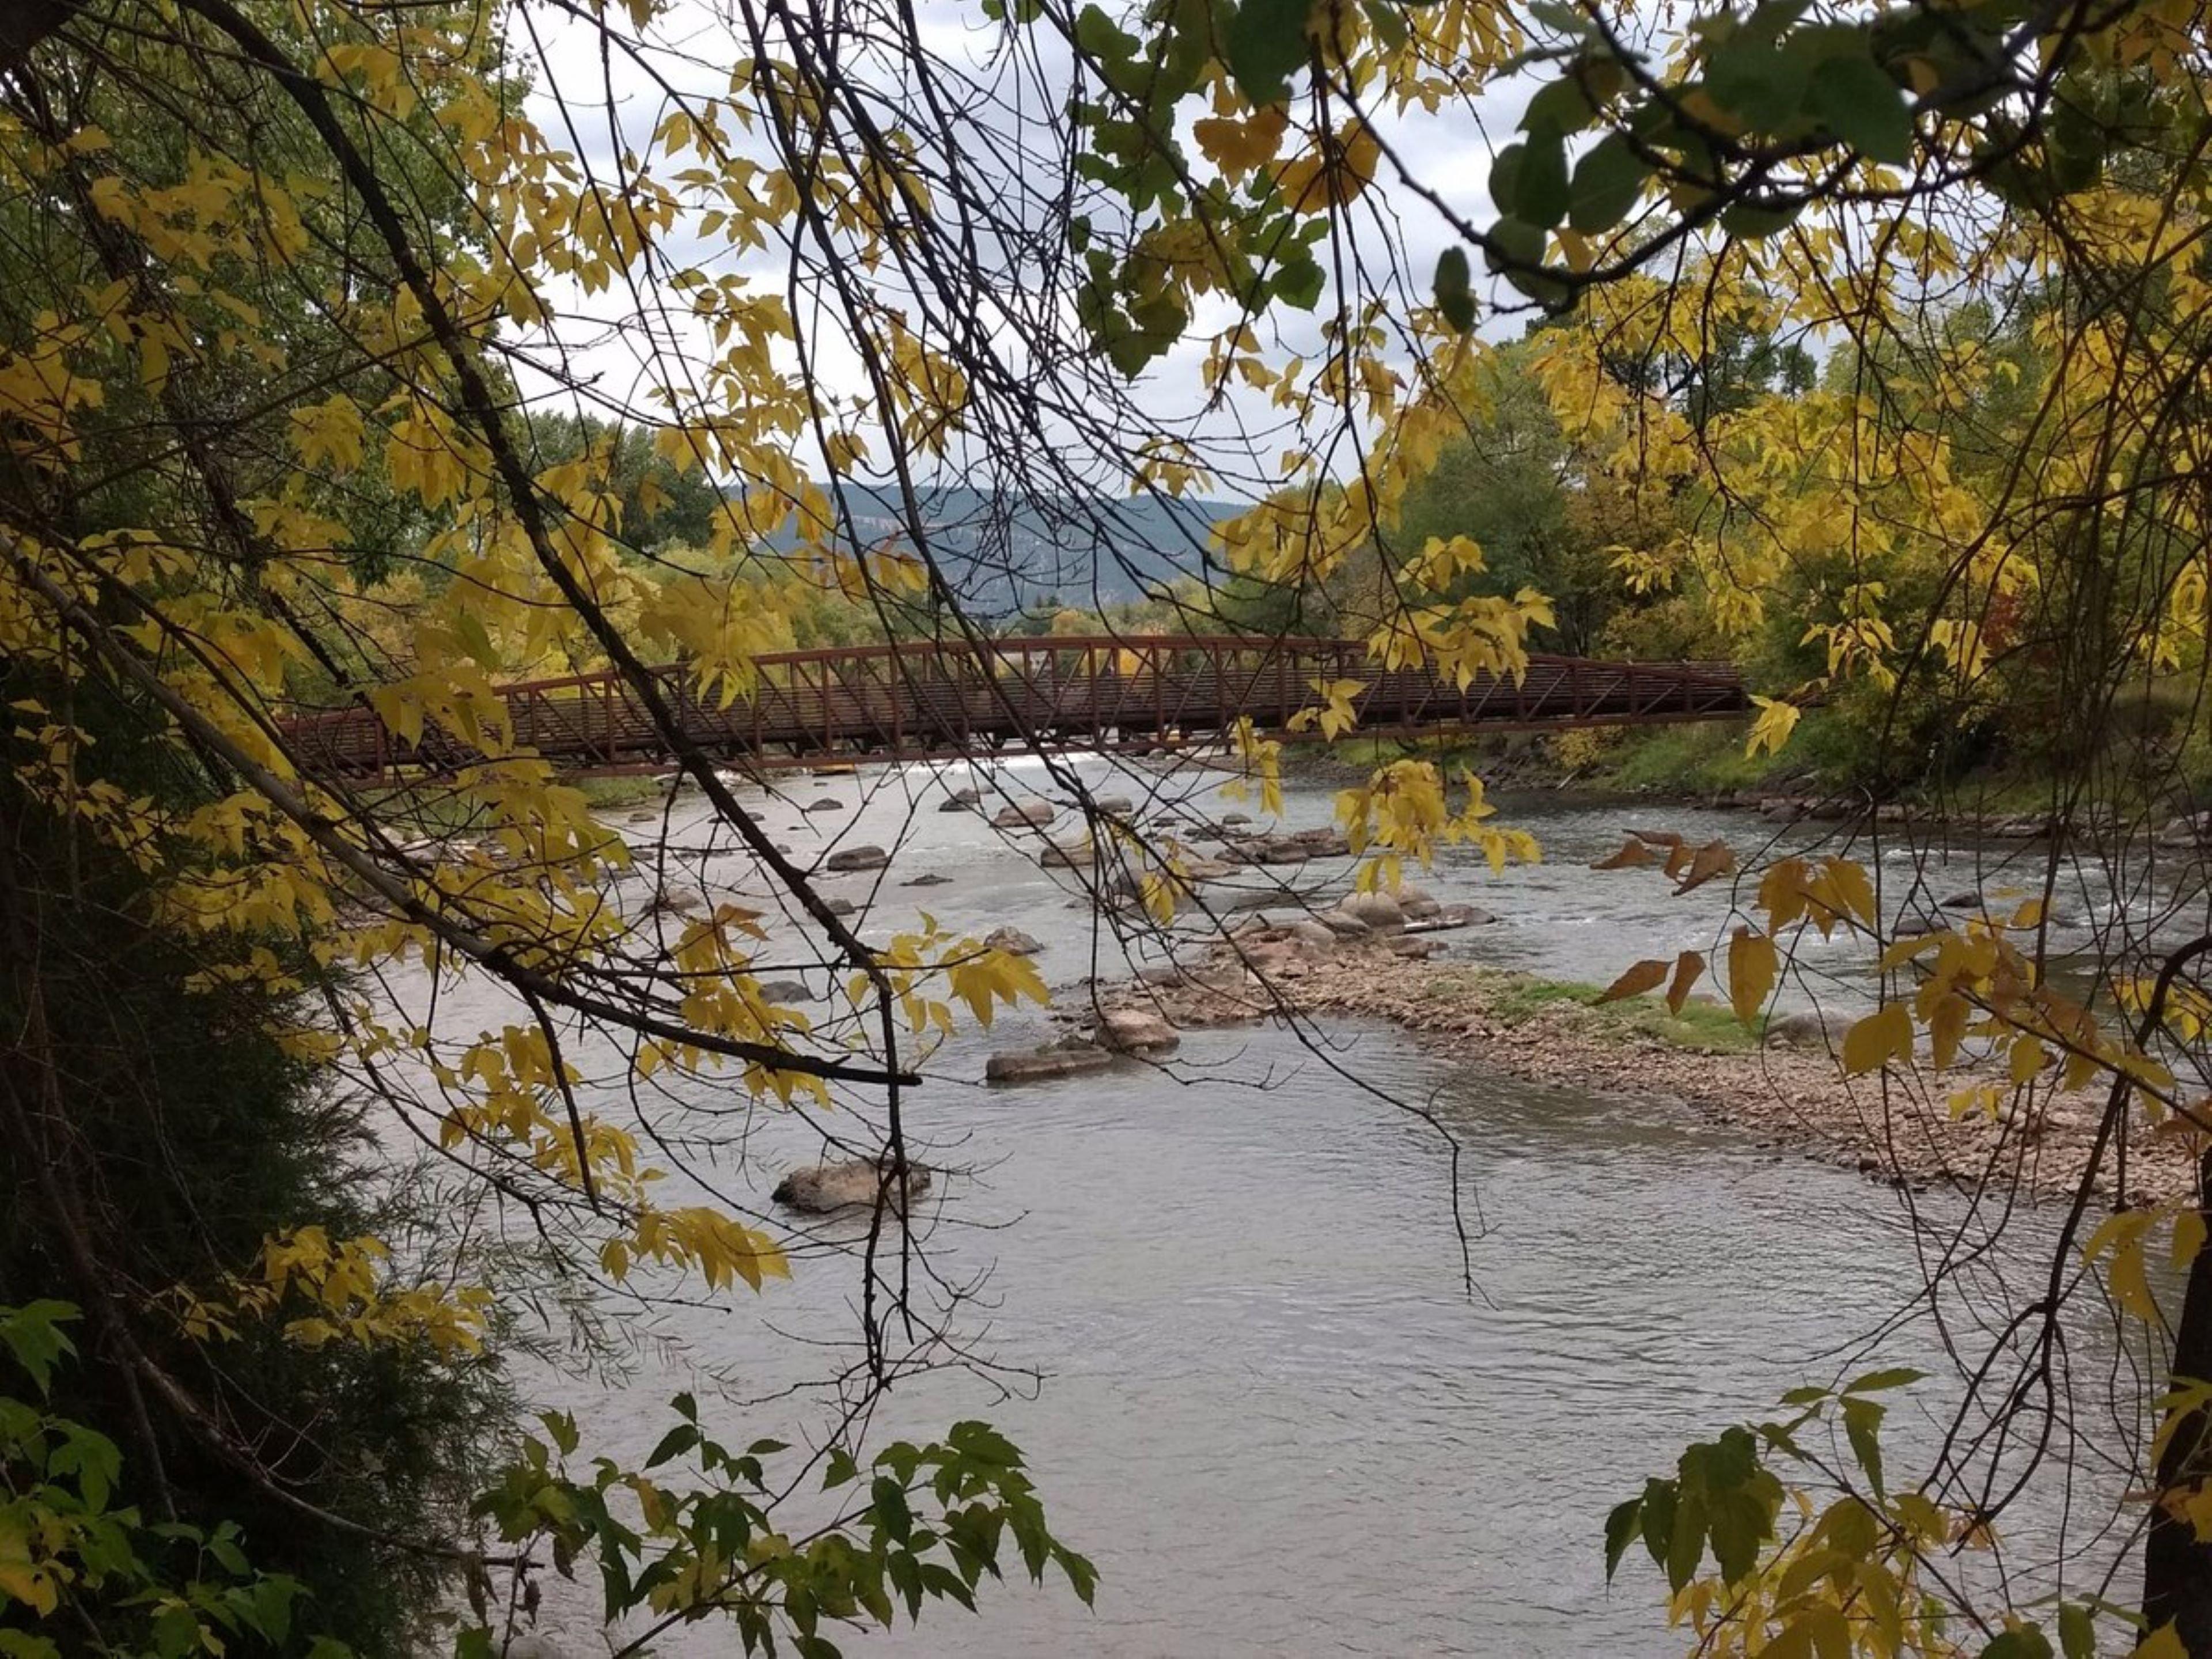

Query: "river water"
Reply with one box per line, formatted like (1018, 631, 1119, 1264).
(427, 755, 2163, 1657)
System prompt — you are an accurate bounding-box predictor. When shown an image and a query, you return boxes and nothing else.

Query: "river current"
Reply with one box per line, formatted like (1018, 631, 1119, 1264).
(412, 755, 2160, 1656)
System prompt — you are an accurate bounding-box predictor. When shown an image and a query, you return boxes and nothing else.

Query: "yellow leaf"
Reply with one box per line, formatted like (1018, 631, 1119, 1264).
(2175, 1210, 2207, 1272)
(1675, 838, 1735, 894)
(1878, 933, 1942, 971)
(1842, 1003, 1914, 1074)
(1590, 838, 1658, 870)
(1597, 958, 1670, 1003)
(1928, 994, 1969, 1069)
(2134, 1626, 2188, 1659)
(1823, 858, 1878, 930)
(1728, 927, 1776, 1027)
(1665, 950, 1705, 1015)
(1745, 695, 1801, 759)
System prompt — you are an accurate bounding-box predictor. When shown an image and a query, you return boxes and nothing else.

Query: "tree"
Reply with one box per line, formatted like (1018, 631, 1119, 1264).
(20, 0, 2212, 1652)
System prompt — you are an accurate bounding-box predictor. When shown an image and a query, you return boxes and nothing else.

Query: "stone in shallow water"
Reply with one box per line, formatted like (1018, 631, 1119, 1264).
(986, 1040, 1113, 1084)
(772, 1159, 933, 1214)
(1097, 1009, 1179, 1054)
(825, 844, 888, 872)
(806, 797, 844, 812)
(991, 800, 1057, 829)
(984, 926, 1043, 955)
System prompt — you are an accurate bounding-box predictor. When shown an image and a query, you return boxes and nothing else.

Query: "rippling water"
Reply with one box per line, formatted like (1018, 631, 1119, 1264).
(444, 758, 2156, 1656)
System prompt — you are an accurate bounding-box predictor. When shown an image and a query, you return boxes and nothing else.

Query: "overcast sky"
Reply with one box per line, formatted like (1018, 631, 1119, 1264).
(506, 0, 1541, 510)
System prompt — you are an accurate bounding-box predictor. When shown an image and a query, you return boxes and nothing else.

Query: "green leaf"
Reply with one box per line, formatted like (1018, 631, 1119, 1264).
(1074, 3, 1139, 59)
(1433, 244, 1476, 331)
(1842, 1395, 1886, 1498)
(1567, 132, 1647, 233)
(872, 1475, 915, 1544)
(1809, 51, 1912, 164)
(1272, 256, 1325, 311)
(0, 1301, 79, 1396)
(2058, 1605, 2096, 1659)
(1056, 1543, 1100, 1607)
(1665, 1488, 1707, 1592)
(1719, 198, 1804, 239)
(1845, 1365, 1927, 1394)
(1515, 120, 1570, 228)
(1488, 143, 1527, 217)
(1979, 1631, 2055, 1659)
(1706, 1487, 1770, 1585)
(1522, 73, 1599, 135)
(645, 1423, 699, 1469)
(824, 1445, 861, 1488)
(540, 1410, 580, 1456)
(1603, 1496, 1642, 1580)
(1483, 215, 1548, 272)
(1639, 1476, 1677, 1569)
(1225, 0, 1313, 104)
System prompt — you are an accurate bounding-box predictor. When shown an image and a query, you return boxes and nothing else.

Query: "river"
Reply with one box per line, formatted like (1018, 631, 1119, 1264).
(418, 755, 2156, 1656)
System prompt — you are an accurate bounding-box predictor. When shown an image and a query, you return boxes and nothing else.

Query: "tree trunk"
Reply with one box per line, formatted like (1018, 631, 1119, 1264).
(0, 1, 78, 77)
(2146, 1149, 2212, 1651)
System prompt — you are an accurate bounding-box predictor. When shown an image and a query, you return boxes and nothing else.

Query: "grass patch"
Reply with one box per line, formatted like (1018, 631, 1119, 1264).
(577, 774, 665, 810)
(1418, 967, 1760, 1054)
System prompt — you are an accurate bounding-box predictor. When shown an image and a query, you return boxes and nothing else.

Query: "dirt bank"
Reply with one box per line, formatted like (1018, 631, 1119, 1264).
(1099, 935, 2192, 1207)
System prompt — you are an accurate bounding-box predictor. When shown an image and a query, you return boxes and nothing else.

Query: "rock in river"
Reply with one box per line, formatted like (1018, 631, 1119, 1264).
(991, 800, 1057, 829)
(825, 844, 889, 873)
(1097, 1008, 1180, 1054)
(806, 797, 844, 812)
(940, 787, 980, 812)
(984, 926, 1043, 955)
(772, 1159, 933, 1214)
(986, 1039, 1114, 1084)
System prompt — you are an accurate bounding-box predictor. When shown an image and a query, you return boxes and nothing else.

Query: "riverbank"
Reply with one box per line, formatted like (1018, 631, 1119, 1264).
(1096, 934, 2194, 1207)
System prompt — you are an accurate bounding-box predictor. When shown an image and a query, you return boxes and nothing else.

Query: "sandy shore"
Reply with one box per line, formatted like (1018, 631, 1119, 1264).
(1097, 928, 2195, 1208)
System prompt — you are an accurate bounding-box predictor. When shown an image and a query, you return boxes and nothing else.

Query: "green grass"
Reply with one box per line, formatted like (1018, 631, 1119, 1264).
(1417, 966, 1761, 1054)
(576, 774, 665, 810)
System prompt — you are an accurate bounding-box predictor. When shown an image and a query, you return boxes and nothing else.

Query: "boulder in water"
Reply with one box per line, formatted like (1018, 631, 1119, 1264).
(902, 872, 952, 887)
(773, 1159, 933, 1214)
(940, 787, 981, 813)
(806, 797, 844, 812)
(984, 926, 1043, 956)
(986, 1039, 1113, 1084)
(991, 800, 1057, 830)
(822, 896, 857, 918)
(1334, 890, 1403, 931)
(1764, 1009, 1850, 1050)
(757, 979, 810, 1002)
(1097, 1009, 1179, 1054)
(825, 844, 889, 873)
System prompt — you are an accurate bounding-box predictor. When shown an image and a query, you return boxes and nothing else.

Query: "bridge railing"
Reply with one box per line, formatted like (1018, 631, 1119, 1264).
(275, 635, 1748, 783)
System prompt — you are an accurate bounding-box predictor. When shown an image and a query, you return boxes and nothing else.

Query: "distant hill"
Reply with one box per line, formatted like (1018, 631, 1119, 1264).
(763, 482, 1240, 622)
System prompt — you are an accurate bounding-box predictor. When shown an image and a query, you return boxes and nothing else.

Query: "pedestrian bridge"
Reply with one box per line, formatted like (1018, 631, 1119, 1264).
(281, 634, 1751, 783)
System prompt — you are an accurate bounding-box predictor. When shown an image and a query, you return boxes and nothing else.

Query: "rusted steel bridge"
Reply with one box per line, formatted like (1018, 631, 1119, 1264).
(282, 634, 1751, 784)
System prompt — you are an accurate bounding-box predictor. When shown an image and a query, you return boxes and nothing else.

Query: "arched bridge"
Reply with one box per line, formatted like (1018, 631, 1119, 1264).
(282, 634, 1751, 783)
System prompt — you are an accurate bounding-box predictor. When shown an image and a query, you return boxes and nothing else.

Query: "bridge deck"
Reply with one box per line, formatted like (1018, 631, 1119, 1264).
(280, 634, 1751, 783)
